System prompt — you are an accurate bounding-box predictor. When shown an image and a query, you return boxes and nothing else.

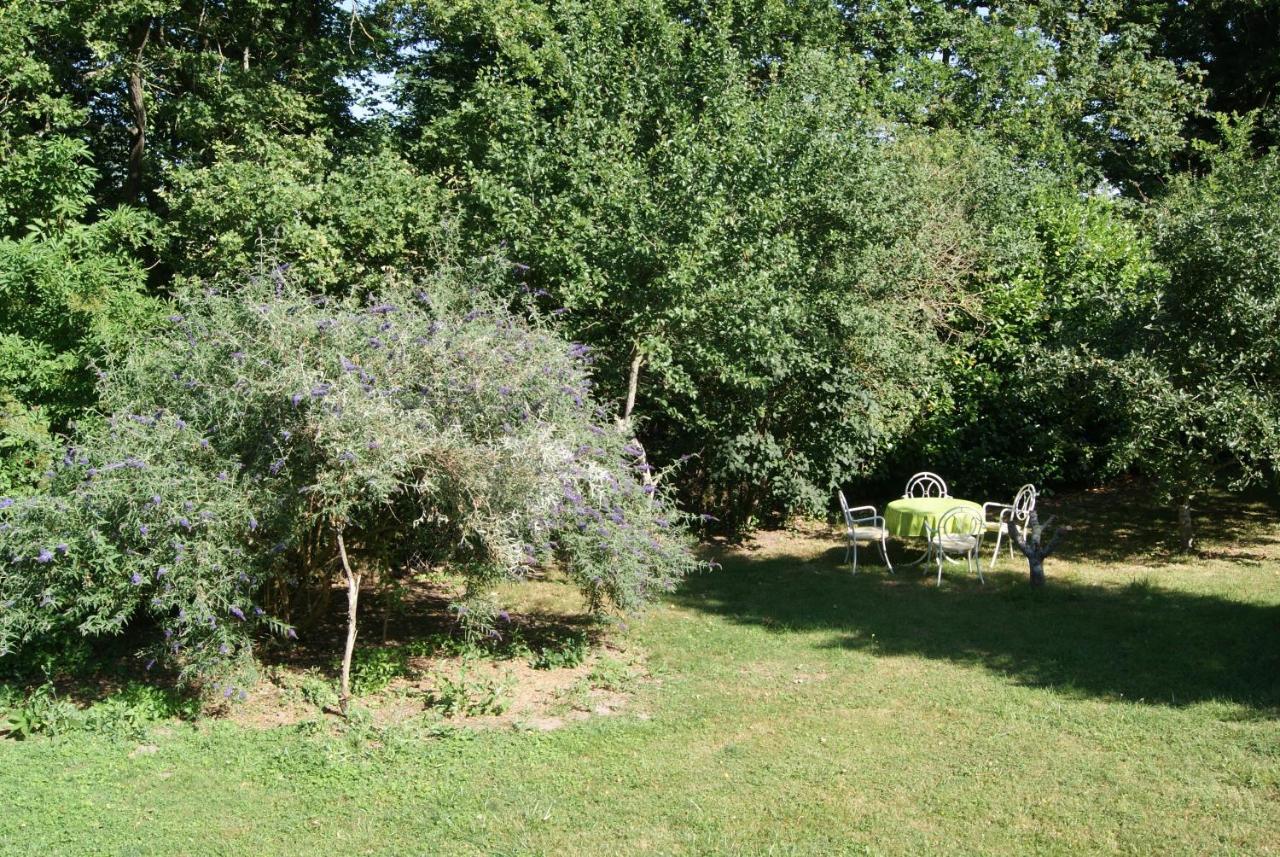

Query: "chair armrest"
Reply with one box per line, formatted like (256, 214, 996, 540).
(847, 505, 878, 517)
(852, 514, 885, 527)
(982, 502, 1012, 522)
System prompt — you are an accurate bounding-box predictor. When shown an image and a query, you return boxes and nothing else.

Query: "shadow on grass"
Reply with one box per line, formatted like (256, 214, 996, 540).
(1035, 485, 1280, 566)
(674, 550, 1280, 714)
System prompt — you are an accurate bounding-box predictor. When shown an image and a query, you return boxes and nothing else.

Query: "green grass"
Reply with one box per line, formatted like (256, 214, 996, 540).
(1, 490, 1278, 855)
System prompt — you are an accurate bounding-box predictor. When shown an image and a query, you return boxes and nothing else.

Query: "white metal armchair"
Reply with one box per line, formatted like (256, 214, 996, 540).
(904, 471, 949, 498)
(837, 490, 893, 575)
(982, 484, 1037, 571)
(931, 506, 985, 584)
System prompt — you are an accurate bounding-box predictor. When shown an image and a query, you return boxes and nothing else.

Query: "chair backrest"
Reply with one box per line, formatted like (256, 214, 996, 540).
(904, 471, 948, 498)
(836, 489, 854, 528)
(936, 506, 984, 541)
(1011, 484, 1037, 523)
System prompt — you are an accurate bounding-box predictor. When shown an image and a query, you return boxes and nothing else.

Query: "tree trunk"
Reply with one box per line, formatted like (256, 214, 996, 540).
(1028, 556, 1045, 588)
(616, 349, 643, 432)
(336, 529, 361, 715)
(126, 19, 152, 202)
(1177, 496, 1195, 553)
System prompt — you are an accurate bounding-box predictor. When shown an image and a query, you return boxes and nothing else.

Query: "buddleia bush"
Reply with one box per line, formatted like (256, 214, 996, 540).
(0, 270, 700, 700)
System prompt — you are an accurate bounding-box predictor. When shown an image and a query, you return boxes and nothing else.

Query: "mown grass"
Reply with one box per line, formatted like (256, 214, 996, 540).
(1, 489, 1278, 855)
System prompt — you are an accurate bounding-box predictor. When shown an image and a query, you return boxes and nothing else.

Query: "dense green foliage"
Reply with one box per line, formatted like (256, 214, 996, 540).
(1019, 120, 1280, 545)
(2, 0, 1279, 679)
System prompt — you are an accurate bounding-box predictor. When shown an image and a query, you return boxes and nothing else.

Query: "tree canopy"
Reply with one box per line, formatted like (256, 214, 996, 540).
(2, 0, 1278, 534)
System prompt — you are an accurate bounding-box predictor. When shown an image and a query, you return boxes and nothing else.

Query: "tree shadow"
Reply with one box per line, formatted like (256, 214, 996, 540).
(673, 550, 1280, 714)
(1035, 485, 1280, 566)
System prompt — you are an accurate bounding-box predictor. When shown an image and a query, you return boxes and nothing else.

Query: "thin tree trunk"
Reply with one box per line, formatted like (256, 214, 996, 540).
(336, 529, 361, 715)
(1178, 496, 1195, 553)
(620, 349, 642, 426)
(126, 19, 152, 202)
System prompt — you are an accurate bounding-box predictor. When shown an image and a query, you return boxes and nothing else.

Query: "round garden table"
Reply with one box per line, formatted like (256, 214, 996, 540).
(884, 497, 984, 566)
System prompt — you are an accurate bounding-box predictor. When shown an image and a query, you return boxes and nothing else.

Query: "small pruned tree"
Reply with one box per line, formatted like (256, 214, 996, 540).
(0, 269, 701, 707)
(1006, 511, 1067, 588)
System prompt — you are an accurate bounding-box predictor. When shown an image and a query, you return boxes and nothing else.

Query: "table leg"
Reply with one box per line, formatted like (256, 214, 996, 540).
(894, 523, 934, 567)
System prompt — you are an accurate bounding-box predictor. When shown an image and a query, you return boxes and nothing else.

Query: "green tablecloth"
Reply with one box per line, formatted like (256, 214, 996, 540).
(884, 497, 983, 538)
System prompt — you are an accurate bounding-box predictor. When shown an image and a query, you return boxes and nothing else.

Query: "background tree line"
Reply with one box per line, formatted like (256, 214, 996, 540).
(3, 0, 1278, 544)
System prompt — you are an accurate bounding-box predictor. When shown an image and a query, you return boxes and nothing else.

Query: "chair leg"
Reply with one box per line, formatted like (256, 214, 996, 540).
(989, 529, 1003, 571)
(879, 537, 894, 574)
(975, 550, 985, 584)
(936, 549, 944, 585)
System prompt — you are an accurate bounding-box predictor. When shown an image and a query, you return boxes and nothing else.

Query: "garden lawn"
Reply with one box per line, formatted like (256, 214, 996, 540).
(1, 490, 1278, 856)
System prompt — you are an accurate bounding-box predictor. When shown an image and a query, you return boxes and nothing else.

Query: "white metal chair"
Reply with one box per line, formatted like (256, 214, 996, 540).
(904, 471, 948, 498)
(930, 506, 985, 584)
(983, 484, 1037, 570)
(837, 490, 893, 574)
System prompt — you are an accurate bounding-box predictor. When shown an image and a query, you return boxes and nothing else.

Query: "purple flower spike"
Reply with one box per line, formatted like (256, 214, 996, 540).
(218, 471, 228, 481)
(56, 543, 68, 554)
(291, 393, 304, 407)
(223, 685, 234, 698)
(248, 516, 258, 531)
(0, 498, 12, 509)
(130, 572, 143, 585)
(269, 458, 285, 475)
(156, 566, 169, 579)
(285, 628, 297, 640)
(310, 383, 331, 398)
(230, 605, 245, 621)
(139, 524, 150, 536)
(199, 438, 210, 449)
(145, 659, 156, 671)
(179, 517, 192, 530)
(35, 549, 54, 564)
